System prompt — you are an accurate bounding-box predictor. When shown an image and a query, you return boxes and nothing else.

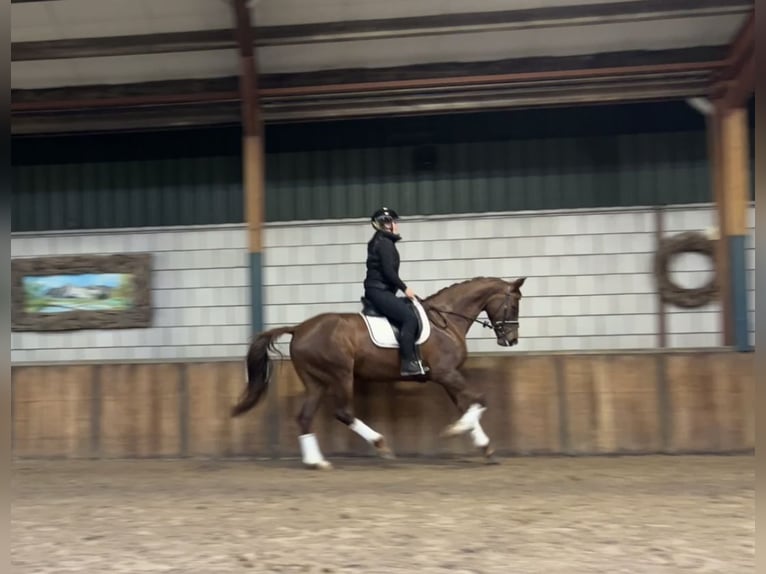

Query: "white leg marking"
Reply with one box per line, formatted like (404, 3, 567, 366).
(471, 422, 490, 448)
(350, 418, 383, 444)
(351, 419, 395, 459)
(443, 403, 486, 437)
(299, 433, 329, 467)
(348, 419, 383, 444)
(460, 404, 485, 427)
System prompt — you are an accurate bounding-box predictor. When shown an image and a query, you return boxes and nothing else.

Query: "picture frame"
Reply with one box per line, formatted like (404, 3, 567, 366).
(11, 253, 153, 332)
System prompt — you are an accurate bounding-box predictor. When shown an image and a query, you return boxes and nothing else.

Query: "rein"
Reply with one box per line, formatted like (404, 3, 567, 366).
(418, 290, 519, 339)
(420, 300, 493, 330)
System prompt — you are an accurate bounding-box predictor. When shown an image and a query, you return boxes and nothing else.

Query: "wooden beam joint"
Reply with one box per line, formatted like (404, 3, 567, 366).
(709, 10, 754, 108)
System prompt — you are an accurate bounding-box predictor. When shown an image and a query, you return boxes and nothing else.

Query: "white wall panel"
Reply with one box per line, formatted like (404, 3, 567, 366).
(11, 204, 754, 363)
(11, 225, 249, 364)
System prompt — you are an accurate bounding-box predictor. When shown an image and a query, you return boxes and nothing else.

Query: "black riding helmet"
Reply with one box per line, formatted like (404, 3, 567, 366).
(371, 207, 400, 233)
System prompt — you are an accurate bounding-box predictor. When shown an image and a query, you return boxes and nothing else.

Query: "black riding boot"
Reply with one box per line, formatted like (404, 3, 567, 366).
(400, 347, 430, 379)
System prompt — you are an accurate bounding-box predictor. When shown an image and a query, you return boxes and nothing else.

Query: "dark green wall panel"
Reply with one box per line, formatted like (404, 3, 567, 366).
(13, 101, 754, 232)
(12, 156, 242, 231)
(260, 130, 712, 221)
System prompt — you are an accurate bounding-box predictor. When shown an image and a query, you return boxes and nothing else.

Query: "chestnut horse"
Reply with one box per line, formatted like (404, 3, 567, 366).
(231, 276, 526, 469)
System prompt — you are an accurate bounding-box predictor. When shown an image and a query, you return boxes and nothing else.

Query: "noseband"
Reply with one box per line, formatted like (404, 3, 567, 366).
(486, 288, 519, 340)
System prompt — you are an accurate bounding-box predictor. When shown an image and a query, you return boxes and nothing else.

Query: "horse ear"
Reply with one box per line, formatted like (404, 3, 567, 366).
(511, 276, 526, 291)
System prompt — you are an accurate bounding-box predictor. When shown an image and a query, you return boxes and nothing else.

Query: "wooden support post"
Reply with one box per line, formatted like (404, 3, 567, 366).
(707, 11, 753, 351)
(711, 102, 751, 351)
(232, 0, 279, 459)
(720, 107, 751, 351)
(232, 0, 265, 334)
(708, 103, 733, 346)
(244, 134, 265, 333)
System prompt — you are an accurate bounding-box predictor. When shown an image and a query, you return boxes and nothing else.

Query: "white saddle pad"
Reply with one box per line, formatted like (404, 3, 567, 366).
(359, 298, 432, 349)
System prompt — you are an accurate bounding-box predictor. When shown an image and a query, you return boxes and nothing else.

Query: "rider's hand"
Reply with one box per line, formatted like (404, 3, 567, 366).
(405, 287, 416, 300)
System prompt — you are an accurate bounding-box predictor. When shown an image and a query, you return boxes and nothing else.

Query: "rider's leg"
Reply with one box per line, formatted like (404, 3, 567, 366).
(397, 310, 421, 369)
(364, 289, 427, 377)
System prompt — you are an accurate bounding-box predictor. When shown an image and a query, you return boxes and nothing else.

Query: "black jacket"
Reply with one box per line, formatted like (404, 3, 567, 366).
(364, 230, 407, 293)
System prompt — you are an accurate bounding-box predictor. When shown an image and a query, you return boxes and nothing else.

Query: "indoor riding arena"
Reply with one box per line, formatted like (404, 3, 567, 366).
(11, 1, 754, 573)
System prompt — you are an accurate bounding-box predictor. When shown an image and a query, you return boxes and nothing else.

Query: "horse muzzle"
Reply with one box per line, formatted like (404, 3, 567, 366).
(497, 336, 518, 347)
(492, 319, 519, 347)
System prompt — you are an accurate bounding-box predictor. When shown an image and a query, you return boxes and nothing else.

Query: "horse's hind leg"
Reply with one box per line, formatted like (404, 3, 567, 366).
(295, 370, 332, 470)
(436, 371, 498, 464)
(332, 374, 396, 460)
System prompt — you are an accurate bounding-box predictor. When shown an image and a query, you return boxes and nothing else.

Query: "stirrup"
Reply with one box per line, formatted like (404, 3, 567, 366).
(401, 359, 429, 378)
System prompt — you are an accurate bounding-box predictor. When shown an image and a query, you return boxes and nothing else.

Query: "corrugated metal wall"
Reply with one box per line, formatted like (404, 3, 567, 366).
(264, 130, 710, 221)
(12, 156, 242, 231)
(11, 101, 752, 232)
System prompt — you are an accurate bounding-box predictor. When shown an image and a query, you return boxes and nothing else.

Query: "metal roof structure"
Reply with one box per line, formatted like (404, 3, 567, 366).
(11, 0, 754, 134)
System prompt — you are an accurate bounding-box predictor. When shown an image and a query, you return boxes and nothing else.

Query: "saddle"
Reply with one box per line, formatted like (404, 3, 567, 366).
(359, 297, 389, 318)
(358, 296, 431, 350)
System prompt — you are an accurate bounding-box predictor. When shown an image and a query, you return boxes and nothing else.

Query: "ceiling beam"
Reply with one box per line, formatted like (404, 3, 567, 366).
(725, 9, 754, 70)
(9, 64, 715, 113)
(11, 0, 752, 61)
(12, 29, 234, 61)
(12, 47, 725, 104)
(11, 47, 727, 113)
(10, 71, 714, 134)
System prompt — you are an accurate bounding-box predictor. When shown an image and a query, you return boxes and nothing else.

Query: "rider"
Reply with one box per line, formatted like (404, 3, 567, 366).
(364, 207, 429, 378)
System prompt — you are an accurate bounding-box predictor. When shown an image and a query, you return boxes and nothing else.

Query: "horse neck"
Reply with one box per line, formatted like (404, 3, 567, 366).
(429, 279, 501, 335)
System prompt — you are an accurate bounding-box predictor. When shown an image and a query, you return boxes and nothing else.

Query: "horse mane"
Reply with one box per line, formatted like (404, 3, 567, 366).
(424, 276, 502, 302)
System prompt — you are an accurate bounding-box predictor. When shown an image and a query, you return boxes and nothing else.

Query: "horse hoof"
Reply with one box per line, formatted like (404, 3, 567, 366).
(304, 460, 333, 471)
(373, 438, 396, 460)
(377, 448, 397, 460)
(482, 447, 500, 465)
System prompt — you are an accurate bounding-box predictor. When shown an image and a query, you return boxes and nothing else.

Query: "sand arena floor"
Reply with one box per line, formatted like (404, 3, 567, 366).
(11, 455, 753, 573)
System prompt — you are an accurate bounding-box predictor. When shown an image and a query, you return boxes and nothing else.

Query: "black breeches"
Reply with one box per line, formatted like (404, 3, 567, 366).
(364, 288, 418, 361)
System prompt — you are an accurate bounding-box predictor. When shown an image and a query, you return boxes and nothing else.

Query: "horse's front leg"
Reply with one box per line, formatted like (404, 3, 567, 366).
(434, 370, 497, 463)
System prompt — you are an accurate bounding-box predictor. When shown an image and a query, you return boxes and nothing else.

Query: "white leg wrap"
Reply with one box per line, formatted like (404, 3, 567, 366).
(459, 403, 486, 428)
(471, 422, 490, 448)
(445, 403, 487, 436)
(299, 433, 324, 465)
(350, 418, 383, 444)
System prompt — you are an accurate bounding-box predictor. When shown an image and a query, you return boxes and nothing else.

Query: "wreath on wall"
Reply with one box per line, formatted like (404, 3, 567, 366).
(654, 230, 719, 308)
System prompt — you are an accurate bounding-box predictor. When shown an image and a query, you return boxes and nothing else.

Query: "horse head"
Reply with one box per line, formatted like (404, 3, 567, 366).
(484, 277, 526, 347)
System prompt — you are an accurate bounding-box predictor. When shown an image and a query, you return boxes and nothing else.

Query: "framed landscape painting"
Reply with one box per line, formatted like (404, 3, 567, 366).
(11, 253, 153, 331)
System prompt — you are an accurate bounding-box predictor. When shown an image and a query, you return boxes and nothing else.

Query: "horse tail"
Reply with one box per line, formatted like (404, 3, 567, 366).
(230, 325, 295, 417)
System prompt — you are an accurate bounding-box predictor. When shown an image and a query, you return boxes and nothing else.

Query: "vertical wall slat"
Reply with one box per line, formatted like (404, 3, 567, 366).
(47, 164, 65, 231)
(177, 158, 194, 226)
(112, 161, 130, 229)
(503, 139, 523, 211)
(346, 147, 365, 217)
(12, 167, 31, 232)
(62, 162, 80, 230)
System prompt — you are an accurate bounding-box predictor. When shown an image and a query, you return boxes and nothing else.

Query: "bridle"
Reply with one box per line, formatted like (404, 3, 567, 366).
(420, 287, 519, 342)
